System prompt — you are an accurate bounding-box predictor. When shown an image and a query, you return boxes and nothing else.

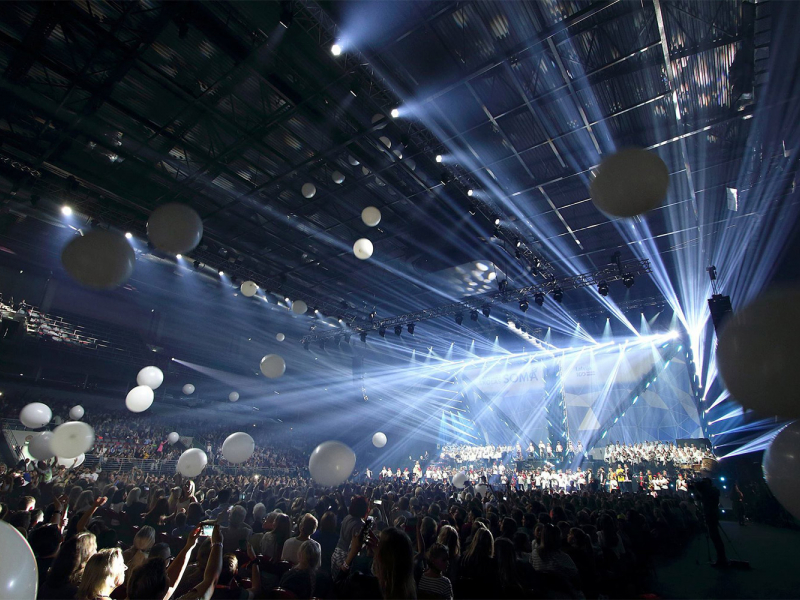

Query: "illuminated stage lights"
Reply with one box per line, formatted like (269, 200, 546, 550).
(467, 189, 474, 197)
(390, 108, 400, 118)
(470, 310, 478, 322)
(552, 288, 564, 303)
(61, 205, 73, 216)
(455, 313, 464, 326)
(534, 292, 544, 307)
(125, 232, 133, 239)
(519, 298, 529, 313)
(278, 1, 292, 28)
(394, 325, 402, 336)
(598, 281, 609, 296)
(435, 154, 443, 163)
(407, 323, 415, 335)
(482, 305, 491, 318)
(379, 325, 386, 338)
(331, 44, 342, 56)
(623, 273, 635, 288)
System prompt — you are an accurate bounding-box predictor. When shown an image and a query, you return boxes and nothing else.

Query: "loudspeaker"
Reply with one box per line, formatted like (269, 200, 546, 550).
(708, 294, 733, 333)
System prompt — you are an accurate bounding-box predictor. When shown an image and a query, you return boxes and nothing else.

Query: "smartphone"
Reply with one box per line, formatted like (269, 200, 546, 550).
(201, 524, 214, 536)
(373, 500, 382, 506)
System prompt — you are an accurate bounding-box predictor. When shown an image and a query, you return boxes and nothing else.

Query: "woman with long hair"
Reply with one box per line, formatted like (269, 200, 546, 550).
(260, 512, 291, 560)
(143, 498, 173, 532)
(374, 527, 417, 599)
(176, 480, 197, 512)
(331, 496, 369, 572)
(38, 531, 97, 599)
(436, 525, 461, 582)
(461, 527, 496, 575)
(280, 540, 323, 599)
(122, 525, 155, 578)
(495, 538, 526, 599)
(124, 487, 148, 526)
(76, 548, 126, 600)
(530, 523, 580, 591)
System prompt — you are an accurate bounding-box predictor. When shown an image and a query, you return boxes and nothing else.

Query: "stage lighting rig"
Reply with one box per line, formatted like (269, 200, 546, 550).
(407, 323, 415, 334)
(470, 310, 479, 321)
(360, 332, 367, 343)
(552, 288, 564, 303)
(520, 298, 529, 312)
(623, 274, 635, 288)
(482, 305, 491, 318)
(379, 325, 386, 338)
(534, 292, 544, 307)
(455, 313, 464, 325)
(598, 281, 609, 296)
(394, 325, 402, 336)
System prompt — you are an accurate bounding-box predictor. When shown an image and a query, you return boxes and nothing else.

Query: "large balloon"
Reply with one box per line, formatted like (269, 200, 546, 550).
(61, 229, 135, 290)
(69, 405, 85, 420)
(452, 472, 467, 489)
(126, 385, 154, 413)
(717, 289, 800, 419)
(308, 441, 356, 487)
(361, 206, 381, 227)
(168, 432, 180, 445)
(28, 432, 55, 461)
(371, 113, 387, 130)
(260, 354, 285, 378)
(57, 454, 85, 469)
(763, 421, 800, 520)
(147, 203, 203, 254)
(372, 432, 387, 448)
(228, 392, 239, 402)
(276, 333, 285, 342)
(332, 171, 345, 184)
(291, 300, 308, 315)
(182, 384, 195, 395)
(241, 281, 258, 297)
(137, 366, 164, 390)
(51, 421, 94, 459)
(353, 238, 373, 260)
(177, 448, 207, 477)
(0, 520, 38, 599)
(19, 403, 52, 429)
(222, 432, 255, 464)
(301, 183, 316, 199)
(590, 148, 669, 218)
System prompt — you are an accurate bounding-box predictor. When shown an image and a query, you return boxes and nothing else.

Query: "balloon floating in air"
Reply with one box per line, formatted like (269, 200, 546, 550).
(0, 520, 39, 600)
(406, 158, 416, 171)
(20, 403, 52, 429)
(332, 171, 345, 184)
(590, 148, 669, 218)
(147, 203, 203, 255)
(222, 432, 255, 464)
(309, 440, 356, 487)
(177, 448, 207, 478)
(168, 432, 180, 445)
(348, 155, 360, 166)
(276, 333, 285, 342)
(763, 421, 800, 521)
(182, 384, 195, 395)
(137, 366, 164, 390)
(379, 136, 392, 149)
(260, 354, 286, 378)
(228, 391, 239, 402)
(372, 432, 387, 448)
(291, 300, 308, 315)
(361, 166, 371, 176)
(361, 206, 381, 227)
(61, 229, 135, 290)
(353, 238, 373, 260)
(301, 183, 316, 199)
(57, 454, 85, 469)
(28, 432, 55, 461)
(51, 421, 94, 459)
(371, 113, 387, 130)
(69, 405, 84, 420)
(241, 281, 258, 297)
(452, 472, 467, 489)
(126, 385, 154, 413)
(717, 289, 800, 419)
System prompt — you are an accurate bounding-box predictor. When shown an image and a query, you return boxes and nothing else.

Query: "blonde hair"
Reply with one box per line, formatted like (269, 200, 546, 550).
(76, 548, 125, 599)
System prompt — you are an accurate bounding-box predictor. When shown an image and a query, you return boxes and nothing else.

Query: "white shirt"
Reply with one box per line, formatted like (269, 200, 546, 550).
(281, 536, 321, 566)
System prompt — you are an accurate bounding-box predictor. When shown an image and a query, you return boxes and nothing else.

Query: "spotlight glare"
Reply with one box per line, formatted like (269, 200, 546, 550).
(218, 270, 224, 276)
(390, 108, 400, 118)
(435, 154, 443, 163)
(331, 44, 342, 56)
(61, 205, 73, 216)
(176, 254, 182, 259)
(125, 232, 133, 239)
(467, 189, 473, 197)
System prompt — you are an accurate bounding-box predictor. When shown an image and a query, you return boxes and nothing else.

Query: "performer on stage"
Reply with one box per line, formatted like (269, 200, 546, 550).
(546, 442, 553, 459)
(567, 440, 575, 461)
(577, 440, 584, 457)
(555, 441, 563, 459)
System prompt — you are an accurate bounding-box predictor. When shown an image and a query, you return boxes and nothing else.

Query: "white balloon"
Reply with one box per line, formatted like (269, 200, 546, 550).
(182, 384, 195, 395)
(61, 229, 135, 290)
(52, 416, 63, 425)
(222, 432, 255, 464)
(147, 203, 203, 254)
(379, 136, 392, 149)
(332, 171, 345, 184)
(406, 158, 416, 171)
(452, 472, 467, 489)
(57, 453, 85, 469)
(301, 183, 316, 199)
(763, 421, 800, 520)
(590, 148, 669, 218)
(374, 176, 385, 187)
(229, 391, 239, 402)
(348, 155, 360, 166)
(137, 366, 164, 390)
(168, 432, 180, 445)
(19, 403, 52, 429)
(717, 289, 800, 419)
(371, 113, 387, 130)
(177, 448, 207, 477)
(372, 432, 387, 448)
(260, 354, 286, 378)
(361, 166, 371, 176)
(309, 441, 356, 487)
(51, 421, 94, 459)
(241, 281, 258, 297)
(0, 520, 38, 599)
(126, 385, 154, 413)
(353, 238, 373, 260)
(474, 483, 489, 498)
(291, 300, 308, 315)
(28, 432, 55, 461)
(276, 333, 285, 342)
(361, 206, 381, 227)
(69, 405, 85, 420)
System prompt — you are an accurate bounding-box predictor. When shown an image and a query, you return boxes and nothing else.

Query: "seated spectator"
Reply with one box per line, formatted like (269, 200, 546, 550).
(38, 531, 97, 600)
(259, 512, 291, 561)
(280, 540, 327, 599)
(210, 552, 261, 600)
(75, 547, 126, 600)
(311, 511, 339, 574)
(418, 543, 453, 600)
(530, 523, 581, 592)
(221, 505, 252, 554)
(122, 526, 155, 577)
(495, 538, 527, 599)
(282, 513, 321, 566)
(436, 525, 461, 582)
(124, 488, 148, 526)
(461, 527, 498, 583)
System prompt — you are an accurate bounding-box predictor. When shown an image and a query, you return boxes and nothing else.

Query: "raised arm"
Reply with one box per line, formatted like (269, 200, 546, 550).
(166, 527, 201, 594)
(76, 496, 106, 533)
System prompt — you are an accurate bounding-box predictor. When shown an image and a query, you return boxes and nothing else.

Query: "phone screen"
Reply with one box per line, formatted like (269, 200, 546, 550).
(373, 500, 382, 506)
(201, 524, 214, 536)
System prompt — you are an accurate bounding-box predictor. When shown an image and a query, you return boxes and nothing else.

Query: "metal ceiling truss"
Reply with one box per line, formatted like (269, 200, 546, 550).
(301, 258, 652, 343)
